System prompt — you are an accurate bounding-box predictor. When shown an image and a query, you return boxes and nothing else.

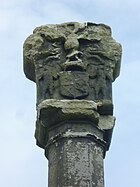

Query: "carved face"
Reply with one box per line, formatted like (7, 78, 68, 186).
(23, 22, 122, 104)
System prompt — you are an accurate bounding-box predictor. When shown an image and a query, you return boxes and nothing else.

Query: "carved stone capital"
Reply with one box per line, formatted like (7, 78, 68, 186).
(23, 22, 122, 105)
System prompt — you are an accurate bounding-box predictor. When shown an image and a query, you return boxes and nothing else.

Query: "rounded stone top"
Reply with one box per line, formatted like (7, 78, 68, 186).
(23, 22, 122, 82)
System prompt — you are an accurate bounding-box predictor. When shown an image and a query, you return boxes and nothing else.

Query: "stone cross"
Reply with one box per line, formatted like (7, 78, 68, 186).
(23, 22, 122, 187)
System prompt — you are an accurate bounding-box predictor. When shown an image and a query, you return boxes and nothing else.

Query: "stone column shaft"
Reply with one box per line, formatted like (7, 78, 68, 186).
(45, 122, 105, 187)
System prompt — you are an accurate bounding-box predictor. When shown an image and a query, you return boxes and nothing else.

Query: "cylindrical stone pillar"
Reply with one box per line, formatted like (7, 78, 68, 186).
(46, 122, 105, 187)
(23, 22, 122, 187)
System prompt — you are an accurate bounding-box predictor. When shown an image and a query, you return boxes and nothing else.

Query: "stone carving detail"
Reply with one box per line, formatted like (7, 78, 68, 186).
(60, 71, 89, 98)
(23, 22, 122, 105)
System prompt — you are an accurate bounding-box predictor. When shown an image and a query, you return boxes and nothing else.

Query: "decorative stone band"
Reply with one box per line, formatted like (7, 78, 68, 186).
(37, 99, 99, 127)
(35, 99, 115, 158)
(45, 130, 107, 158)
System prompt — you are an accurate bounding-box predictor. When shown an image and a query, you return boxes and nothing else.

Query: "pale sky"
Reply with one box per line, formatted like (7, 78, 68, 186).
(0, 0, 140, 187)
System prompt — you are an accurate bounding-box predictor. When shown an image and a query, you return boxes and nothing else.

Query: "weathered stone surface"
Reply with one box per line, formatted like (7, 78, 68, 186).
(23, 22, 122, 105)
(44, 120, 105, 187)
(23, 22, 122, 187)
(35, 99, 99, 149)
(99, 115, 115, 152)
(35, 99, 115, 155)
(47, 134, 104, 187)
(37, 99, 99, 126)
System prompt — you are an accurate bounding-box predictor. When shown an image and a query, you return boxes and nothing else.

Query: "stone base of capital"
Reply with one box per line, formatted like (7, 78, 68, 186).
(35, 99, 115, 156)
(37, 99, 99, 126)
